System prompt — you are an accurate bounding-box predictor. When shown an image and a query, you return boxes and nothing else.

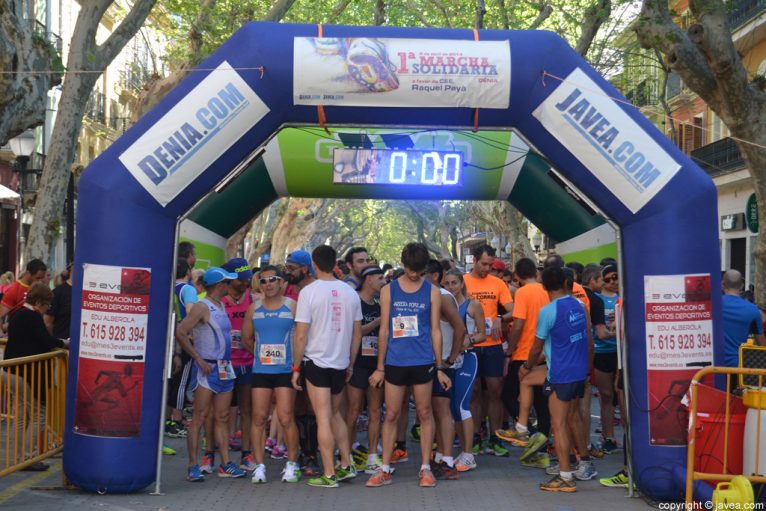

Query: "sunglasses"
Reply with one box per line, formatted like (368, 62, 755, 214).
(604, 276, 618, 283)
(259, 276, 282, 284)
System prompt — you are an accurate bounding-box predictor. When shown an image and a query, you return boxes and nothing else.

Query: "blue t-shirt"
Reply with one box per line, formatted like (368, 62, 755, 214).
(723, 294, 763, 367)
(252, 300, 294, 374)
(536, 295, 589, 384)
(386, 279, 434, 367)
(174, 281, 198, 320)
(594, 292, 618, 353)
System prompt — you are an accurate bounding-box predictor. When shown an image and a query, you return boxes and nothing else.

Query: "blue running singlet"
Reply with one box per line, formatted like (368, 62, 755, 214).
(386, 279, 434, 367)
(252, 300, 294, 375)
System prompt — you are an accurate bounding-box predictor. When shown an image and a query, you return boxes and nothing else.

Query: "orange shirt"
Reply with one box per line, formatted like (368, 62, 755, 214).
(511, 283, 550, 360)
(572, 282, 590, 310)
(464, 273, 513, 347)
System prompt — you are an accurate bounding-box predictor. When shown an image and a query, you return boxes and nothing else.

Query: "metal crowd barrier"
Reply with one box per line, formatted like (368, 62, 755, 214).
(685, 366, 766, 504)
(0, 350, 68, 477)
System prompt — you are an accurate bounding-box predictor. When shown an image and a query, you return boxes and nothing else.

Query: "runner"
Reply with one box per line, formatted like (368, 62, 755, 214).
(221, 258, 256, 471)
(0, 258, 47, 323)
(520, 266, 590, 492)
(241, 265, 301, 484)
(498, 258, 551, 457)
(463, 244, 513, 457)
(425, 260, 466, 480)
(342, 247, 370, 288)
(292, 245, 363, 488)
(175, 267, 247, 481)
(594, 264, 620, 453)
(346, 265, 386, 474)
(442, 269, 484, 473)
(366, 242, 450, 488)
(581, 263, 607, 459)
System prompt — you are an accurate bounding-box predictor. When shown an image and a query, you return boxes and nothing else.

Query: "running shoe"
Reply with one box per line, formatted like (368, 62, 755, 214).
(519, 433, 548, 462)
(418, 467, 436, 487)
(540, 474, 576, 493)
(240, 452, 257, 471)
(162, 444, 176, 455)
(588, 445, 606, 459)
(187, 464, 204, 482)
(308, 474, 339, 488)
(545, 462, 560, 475)
(251, 464, 267, 484)
(574, 460, 598, 481)
(472, 439, 485, 455)
(599, 469, 630, 488)
(410, 424, 421, 442)
(455, 452, 477, 472)
(391, 448, 409, 463)
(228, 432, 242, 451)
(200, 453, 215, 474)
(281, 461, 301, 483)
(366, 469, 393, 487)
(271, 444, 288, 459)
(352, 445, 368, 460)
(601, 438, 620, 454)
(521, 452, 550, 469)
(302, 455, 320, 476)
(429, 460, 445, 479)
(365, 456, 383, 475)
(485, 439, 510, 457)
(336, 464, 357, 482)
(218, 461, 246, 478)
(439, 462, 459, 480)
(165, 420, 187, 438)
(495, 428, 529, 446)
(265, 437, 277, 453)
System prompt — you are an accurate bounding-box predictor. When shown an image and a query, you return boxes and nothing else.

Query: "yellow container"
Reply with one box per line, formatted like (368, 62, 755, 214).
(742, 388, 766, 410)
(712, 476, 754, 506)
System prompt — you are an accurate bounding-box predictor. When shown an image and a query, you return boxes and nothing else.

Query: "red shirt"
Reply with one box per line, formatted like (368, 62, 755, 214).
(1, 280, 31, 320)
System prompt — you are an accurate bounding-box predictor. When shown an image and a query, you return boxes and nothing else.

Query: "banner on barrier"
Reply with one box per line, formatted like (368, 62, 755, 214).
(644, 273, 713, 445)
(293, 37, 510, 108)
(73, 264, 151, 437)
(532, 68, 681, 214)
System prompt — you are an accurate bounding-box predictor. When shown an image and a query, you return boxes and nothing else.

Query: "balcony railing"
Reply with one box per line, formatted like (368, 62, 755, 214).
(85, 91, 106, 125)
(120, 66, 151, 92)
(29, 19, 62, 53)
(690, 137, 745, 176)
(729, 0, 766, 30)
(108, 100, 128, 133)
(626, 79, 657, 107)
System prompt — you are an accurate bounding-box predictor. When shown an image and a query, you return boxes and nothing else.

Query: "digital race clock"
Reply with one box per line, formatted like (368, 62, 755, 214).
(332, 148, 463, 186)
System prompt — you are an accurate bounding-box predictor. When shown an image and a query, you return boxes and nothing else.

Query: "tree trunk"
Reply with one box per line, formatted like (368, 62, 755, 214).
(374, 0, 386, 25)
(0, 0, 62, 144)
(24, 0, 157, 264)
(475, 0, 486, 29)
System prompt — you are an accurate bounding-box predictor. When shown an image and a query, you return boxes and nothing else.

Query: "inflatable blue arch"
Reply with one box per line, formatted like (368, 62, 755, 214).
(65, 22, 722, 500)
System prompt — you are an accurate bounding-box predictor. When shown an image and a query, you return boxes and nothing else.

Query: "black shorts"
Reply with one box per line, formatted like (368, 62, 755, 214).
(303, 359, 346, 395)
(594, 352, 618, 373)
(470, 344, 505, 378)
(384, 364, 434, 387)
(543, 379, 586, 402)
(251, 372, 293, 389)
(432, 367, 455, 397)
(349, 358, 377, 390)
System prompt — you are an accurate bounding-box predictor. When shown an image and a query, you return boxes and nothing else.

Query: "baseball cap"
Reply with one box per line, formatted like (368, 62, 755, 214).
(491, 259, 506, 271)
(287, 250, 314, 274)
(223, 257, 253, 281)
(202, 267, 238, 286)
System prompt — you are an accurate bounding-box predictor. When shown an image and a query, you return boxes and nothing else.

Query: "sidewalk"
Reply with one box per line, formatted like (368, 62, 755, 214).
(1, 426, 647, 511)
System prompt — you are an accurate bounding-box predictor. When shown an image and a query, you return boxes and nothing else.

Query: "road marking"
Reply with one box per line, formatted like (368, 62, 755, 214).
(0, 461, 61, 506)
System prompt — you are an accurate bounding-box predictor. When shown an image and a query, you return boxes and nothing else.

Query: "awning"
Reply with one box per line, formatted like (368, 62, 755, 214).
(0, 184, 20, 201)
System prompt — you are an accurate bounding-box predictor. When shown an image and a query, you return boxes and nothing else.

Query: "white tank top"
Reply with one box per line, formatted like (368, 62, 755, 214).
(439, 287, 458, 361)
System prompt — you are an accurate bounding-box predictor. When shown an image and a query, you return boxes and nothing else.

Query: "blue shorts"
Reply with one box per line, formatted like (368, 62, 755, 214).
(542, 379, 585, 402)
(234, 365, 252, 386)
(470, 344, 505, 378)
(432, 367, 455, 397)
(450, 351, 478, 422)
(194, 362, 235, 394)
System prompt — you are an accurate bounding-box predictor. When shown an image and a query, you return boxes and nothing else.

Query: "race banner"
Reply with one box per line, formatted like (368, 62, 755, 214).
(293, 37, 510, 108)
(644, 273, 713, 446)
(73, 264, 151, 437)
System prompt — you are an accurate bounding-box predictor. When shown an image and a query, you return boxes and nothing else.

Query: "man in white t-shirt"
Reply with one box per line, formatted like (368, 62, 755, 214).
(292, 245, 363, 488)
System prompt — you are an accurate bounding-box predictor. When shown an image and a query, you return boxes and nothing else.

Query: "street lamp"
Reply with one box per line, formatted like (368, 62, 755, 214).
(532, 231, 543, 254)
(9, 130, 37, 257)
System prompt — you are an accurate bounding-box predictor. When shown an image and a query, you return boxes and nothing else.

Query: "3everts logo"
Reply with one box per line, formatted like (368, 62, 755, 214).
(87, 281, 122, 291)
(137, 82, 249, 186)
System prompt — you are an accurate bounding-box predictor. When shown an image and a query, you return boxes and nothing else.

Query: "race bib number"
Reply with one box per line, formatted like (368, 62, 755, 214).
(260, 344, 287, 365)
(392, 315, 418, 338)
(231, 330, 242, 350)
(361, 335, 378, 357)
(484, 318, 493, 335)
(217, 359, 236, 380)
